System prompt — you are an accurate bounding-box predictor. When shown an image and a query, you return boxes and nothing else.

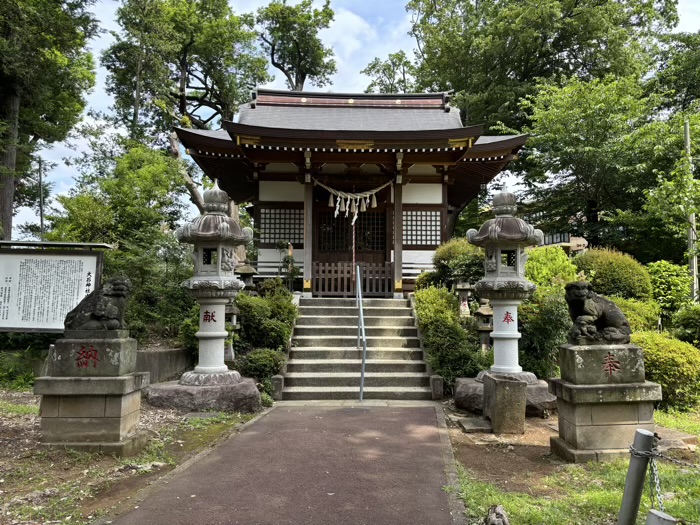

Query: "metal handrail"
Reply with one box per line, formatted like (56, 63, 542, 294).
(356, 265, 369, 401)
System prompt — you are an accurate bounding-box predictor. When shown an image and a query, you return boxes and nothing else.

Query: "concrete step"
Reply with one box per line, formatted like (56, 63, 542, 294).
(299, 306, 411, 317)
(286, 359, 427, 373)
(295, 316, 415, 327)
(284, 372, 430, 388)
(292, 335, 420, 348)
(299, 298, 409, 307)
(294, 325, 418, 337)
(282, 386, 433, 401)
(289, 347, 424, 360)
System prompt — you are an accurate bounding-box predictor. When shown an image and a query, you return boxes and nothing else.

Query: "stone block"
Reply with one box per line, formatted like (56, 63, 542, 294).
(42, 429, 150, 457)
(550, 436, 631, 463)
(105, 391, 141, 418)
(590, 402, 641, 425)
(50, 335, 137, 377)
(59, 396, 106, 418)
(34, 372, 150, 396)
(557, 399, 592, 426)
(145, 377, 262, 413)
(559, 418, 654, 449)
(430, 375, 443, 400)
(272, 375, 284, 401)
(639, 402, 654, 424)
(40, 396, 59, 418)
(548, 379, 662, 404)
(41, 410, 140, 443)
(559, 344, 645, 385)
(483, 373, 526, 434)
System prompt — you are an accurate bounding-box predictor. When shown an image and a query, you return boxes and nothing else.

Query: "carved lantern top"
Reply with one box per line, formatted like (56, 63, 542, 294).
(466, 192, 544, 247)
(176, 180, 253, 246)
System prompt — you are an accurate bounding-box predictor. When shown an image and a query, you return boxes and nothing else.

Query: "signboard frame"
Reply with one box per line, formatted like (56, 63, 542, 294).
(0, 248, 104, 333)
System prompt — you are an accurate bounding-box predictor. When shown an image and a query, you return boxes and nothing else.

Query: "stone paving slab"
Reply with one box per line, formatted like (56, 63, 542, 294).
(111, 405, 458, 525)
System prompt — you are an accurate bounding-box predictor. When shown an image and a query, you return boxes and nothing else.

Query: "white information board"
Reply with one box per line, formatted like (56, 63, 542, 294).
(0, 250, 101, 332)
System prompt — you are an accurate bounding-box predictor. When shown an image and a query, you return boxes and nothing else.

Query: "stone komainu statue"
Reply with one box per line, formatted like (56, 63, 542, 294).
(564, 281, 632, 345)
(64, 277, 132, 331)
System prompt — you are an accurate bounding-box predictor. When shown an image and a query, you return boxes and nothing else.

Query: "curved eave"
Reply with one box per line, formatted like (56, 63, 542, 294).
(224, 121, 483, 144)
(175, 128, 244, 156)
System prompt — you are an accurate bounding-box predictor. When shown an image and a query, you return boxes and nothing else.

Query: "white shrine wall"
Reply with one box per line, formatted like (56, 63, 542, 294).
(258, 181, 304, 202)
(403, 183, 442, 204)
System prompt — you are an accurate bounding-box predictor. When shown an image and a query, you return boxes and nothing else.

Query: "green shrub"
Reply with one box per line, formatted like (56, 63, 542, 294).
(573, 248, 652, 300)
(672, 304, 700, 346)
(234, 348, 286, 384)
(609, 297, 660, 332)
(432, 238, 484, 287)
(179, 305, 200, 353)
(519, 285, 571, 379)
(415, 271, 441, 290)
(631, 331, 700, 410)
(267, 294, 298, 326)
(260, 319, 291, 351)
(257, 277, 292, 299)
(524, 246, 578, 287)
(261, 391, 274, 407)
(236, 293, 272, 346)
(415, 287, 488, 393)
(0, 351, 37, 390)
(647, 260, 692, 324)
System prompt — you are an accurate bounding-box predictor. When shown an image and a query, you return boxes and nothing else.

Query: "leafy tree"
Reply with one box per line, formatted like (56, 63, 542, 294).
(0, 0, 97, 239)
(651, 31, 700, 113)
(256, 0, 336, 91)
(44, 145, 193, 341)
(406, 0, 677, 128)
(362, 51, 417, 94)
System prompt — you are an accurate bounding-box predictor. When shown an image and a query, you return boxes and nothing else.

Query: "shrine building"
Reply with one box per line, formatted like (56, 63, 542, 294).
(175, 89, 526, 298)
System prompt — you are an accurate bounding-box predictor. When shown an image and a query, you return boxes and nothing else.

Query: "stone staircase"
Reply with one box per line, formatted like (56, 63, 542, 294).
(281, 297, 433, 400)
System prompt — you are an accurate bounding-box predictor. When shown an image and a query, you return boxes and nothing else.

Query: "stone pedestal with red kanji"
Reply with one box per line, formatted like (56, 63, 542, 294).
(549, 343, 662, 463)
(34, 330, 149, 456)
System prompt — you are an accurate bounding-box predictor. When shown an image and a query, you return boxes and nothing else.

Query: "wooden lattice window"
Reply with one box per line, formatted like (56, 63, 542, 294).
(403, 210, 441, 246)
(259, 208, 304, 245)
(356, 212, 386, 251)
(318, 212, 350, 252)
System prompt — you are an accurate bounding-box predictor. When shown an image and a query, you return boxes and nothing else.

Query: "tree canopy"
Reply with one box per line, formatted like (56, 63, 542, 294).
(256, 0, 336, 91)
(0, 0, 97, 239)
(362, 51, 417, 94)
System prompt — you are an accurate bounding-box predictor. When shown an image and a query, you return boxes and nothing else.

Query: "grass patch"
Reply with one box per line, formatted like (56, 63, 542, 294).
(456, 458, 700, 525)
(655, 408, 700, 438)
(0, 399, 39, 416)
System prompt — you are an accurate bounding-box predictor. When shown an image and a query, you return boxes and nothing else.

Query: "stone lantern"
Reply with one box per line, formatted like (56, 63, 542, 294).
(235, 260, 258, 290)
(176, 180, 253, 385)
(474, 298, 493, 353)
(467, 192, 543, 374)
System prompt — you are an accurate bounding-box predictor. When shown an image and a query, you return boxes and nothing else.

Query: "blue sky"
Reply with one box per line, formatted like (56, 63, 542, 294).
(13, 0, 700, 237)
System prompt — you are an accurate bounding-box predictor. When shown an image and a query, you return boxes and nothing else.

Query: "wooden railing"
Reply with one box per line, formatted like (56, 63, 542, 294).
(312, 261, 394, 298)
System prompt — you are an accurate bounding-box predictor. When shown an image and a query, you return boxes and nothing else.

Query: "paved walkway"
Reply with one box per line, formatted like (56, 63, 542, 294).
(111, 402, 461, 525)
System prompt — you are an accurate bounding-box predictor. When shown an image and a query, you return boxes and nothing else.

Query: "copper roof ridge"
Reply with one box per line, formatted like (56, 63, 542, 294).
(253, 88, 448, 100)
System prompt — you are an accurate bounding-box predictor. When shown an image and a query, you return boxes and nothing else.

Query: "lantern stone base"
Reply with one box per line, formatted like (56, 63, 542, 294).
(34, 372, 150, 457)
(179, 370, 241, 386)
(145, 377, 261, 413)
(454, 376, 557, 417)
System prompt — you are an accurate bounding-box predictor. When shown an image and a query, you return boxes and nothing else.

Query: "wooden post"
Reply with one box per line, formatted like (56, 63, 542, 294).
(393, 181, 403, 298)
(303, 181, 313, 297)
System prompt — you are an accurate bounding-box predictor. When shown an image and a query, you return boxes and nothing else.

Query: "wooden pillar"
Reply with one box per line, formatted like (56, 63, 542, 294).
(303, 182, 313, 297)
(393, 182, 403, 298)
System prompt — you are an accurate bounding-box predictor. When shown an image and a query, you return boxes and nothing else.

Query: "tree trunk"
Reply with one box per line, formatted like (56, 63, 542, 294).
(446, 203, 466, 240)
(168, 131, 205, 214)
(0, 81, 20, 240)
(131, 52, 142, 137)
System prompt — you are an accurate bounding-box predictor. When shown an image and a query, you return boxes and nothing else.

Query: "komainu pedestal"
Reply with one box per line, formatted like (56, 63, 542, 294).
(549, 283, 662, 462)
(35, 330, 149, 456)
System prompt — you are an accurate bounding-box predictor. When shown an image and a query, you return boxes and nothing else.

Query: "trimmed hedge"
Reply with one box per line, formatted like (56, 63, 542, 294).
(414, 287, 490, 393)
(573, 248, 652, 300)
(234, 348, 286, 396)
(631, 331, 700, 410)
(609, 297, 660, 332)
(432, 238, 484, 287)
(524, 246, 578, 287)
